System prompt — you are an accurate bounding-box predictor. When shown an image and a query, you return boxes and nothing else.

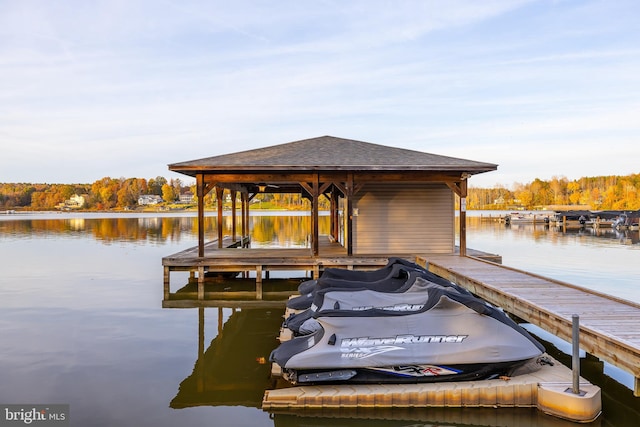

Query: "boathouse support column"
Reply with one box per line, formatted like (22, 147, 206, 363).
(459, 178, 468, 257)
(460, 197, 467, 257)
(312, 177, 319, 256)
(197, 173, 205, 257)
(216, 187, 224, 248)
(346, 173, 354, 256)
(330, 189, 339, 241)
(300, 176, 320, 256)
(231, 190, 237, 242)
(245, 193, 251, 245)
(447, 178, 468, 257)
(241, 192, 247, 242)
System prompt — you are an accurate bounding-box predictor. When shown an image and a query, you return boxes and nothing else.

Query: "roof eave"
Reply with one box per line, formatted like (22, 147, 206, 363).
(169, 165, 497, 178)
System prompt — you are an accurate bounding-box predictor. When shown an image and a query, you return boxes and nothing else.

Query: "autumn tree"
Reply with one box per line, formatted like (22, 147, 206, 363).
(116, 178, 144, 208)
(549, 176, 568, 206)
(171, 178, 182, 197)
(162, 183, 176, 203)
(148, 176, 167, 196)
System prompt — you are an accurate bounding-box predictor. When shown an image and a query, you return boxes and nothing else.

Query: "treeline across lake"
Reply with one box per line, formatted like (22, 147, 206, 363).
(2, 173, 640, 211)
(469, 174, 640, 210)
(0, 176, 185, 210)
(0, 176, 324, 211)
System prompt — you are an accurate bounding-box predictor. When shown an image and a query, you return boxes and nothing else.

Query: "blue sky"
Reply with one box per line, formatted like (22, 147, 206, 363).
(1, 0, 639, 188)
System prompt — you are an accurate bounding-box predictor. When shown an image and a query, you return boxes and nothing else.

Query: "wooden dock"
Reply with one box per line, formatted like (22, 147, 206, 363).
(419, 254, 640, 397)
(263, 359, 601, 422)
(163, 236, 392, 304)
(162, 237, 500, 306)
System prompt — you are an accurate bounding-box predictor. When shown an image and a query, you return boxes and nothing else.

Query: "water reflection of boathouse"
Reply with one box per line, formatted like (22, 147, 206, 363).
(170, 307, 283, 409)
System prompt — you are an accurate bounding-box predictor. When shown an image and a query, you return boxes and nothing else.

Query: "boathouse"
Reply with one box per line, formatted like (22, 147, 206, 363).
(167, 135, 497, 262)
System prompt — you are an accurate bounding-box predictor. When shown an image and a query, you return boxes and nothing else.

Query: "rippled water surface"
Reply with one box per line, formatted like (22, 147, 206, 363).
(0, 211, 638, 426)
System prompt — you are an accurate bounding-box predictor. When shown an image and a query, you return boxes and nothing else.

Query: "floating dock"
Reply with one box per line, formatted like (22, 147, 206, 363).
(263, 359, 601, 423)
(264, 305, 602, 423)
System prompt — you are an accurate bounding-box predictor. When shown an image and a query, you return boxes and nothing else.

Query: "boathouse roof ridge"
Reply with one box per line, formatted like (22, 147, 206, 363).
(168, 135, 497, 176)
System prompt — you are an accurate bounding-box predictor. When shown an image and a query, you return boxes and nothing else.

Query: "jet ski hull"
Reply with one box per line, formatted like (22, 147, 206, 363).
(296, 257, 424, 295)
(271, 292, 545, 384)
(288, 359, 537, 384)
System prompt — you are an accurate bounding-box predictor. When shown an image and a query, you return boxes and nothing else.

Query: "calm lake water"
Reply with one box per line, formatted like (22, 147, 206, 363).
(0, 211, 638, 426)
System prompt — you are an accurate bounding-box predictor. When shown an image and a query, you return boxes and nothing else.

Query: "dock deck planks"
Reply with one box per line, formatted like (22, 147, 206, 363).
(420, 254, 640, 396)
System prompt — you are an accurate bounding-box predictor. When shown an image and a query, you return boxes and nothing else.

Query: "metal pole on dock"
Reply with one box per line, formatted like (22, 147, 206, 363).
(572, 314, 581, 394)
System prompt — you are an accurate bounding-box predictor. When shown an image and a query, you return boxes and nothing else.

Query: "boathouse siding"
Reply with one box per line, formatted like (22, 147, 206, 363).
(353, 183, 454, 254)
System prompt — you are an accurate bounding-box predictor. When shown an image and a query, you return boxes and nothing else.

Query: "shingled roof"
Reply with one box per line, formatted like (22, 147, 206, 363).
(168, 136, 497, 176)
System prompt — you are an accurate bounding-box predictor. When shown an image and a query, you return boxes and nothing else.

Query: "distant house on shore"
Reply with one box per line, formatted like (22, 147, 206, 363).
(57, 194, 88, 210)
(69, 194, 87, 208)
(138, 195, 163, 205)
(178, 192, 195, 204)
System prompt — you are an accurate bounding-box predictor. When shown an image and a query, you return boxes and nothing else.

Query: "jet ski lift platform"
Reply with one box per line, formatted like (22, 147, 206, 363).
(264, 357, 600, 423)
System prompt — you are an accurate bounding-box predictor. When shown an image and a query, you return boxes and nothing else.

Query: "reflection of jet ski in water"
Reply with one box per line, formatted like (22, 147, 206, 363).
(271, 261, 546, 385)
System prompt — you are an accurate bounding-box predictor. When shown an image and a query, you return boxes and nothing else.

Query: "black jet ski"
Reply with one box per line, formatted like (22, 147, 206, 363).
(296, 257, 422, 295)
(271, 286, 546, 385)
(288, 260, 470, 311)
(285, 272, 470, 335)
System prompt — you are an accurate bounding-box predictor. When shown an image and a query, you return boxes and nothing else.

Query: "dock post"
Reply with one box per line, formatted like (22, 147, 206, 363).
(256, 265, 263, 300)
(537, 312, 601, 422)
(163, 266, 170, 300)
(198, 266, 205, 300)
(571, 314, 581, 395)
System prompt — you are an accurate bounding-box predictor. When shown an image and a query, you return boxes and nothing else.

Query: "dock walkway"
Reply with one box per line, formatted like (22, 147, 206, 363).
(419, 254, 640, 396)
